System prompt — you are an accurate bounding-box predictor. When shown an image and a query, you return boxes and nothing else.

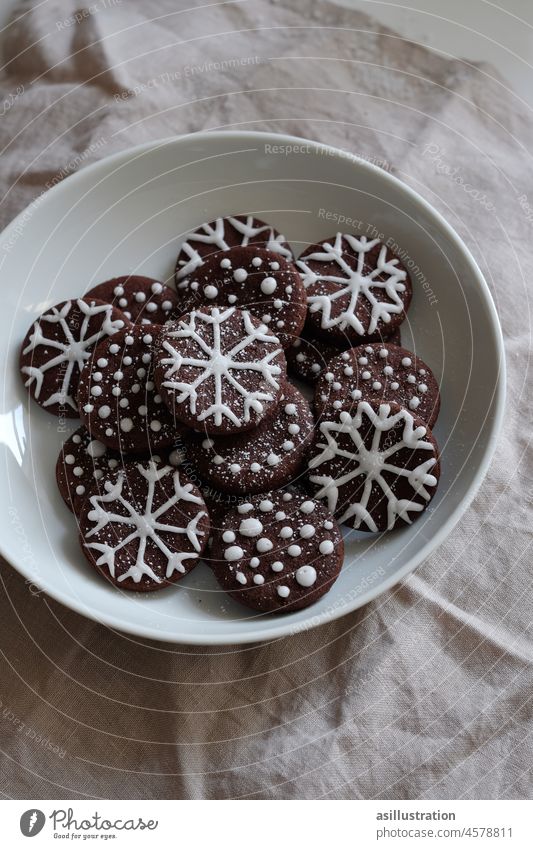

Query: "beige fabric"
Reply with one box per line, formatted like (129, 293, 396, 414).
(0, 0, 531, 800)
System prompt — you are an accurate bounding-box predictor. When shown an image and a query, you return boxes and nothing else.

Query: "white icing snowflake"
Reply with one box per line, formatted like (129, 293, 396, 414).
(159, 307, 283, 427)
(22, 299, 124, 411)
(85, 462, 207, 584)
(308, 402, 438, 531)
(176, 215, 291, 279)
(296, 233, 407, 336)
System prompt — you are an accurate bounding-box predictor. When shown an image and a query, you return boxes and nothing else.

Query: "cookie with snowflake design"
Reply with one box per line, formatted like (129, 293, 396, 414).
(187, 382, 314, 495)
(19, 298, 130, 417)
(296, 233, 412, 346)
(77, 325, 186, 454)
(175, 215, 292, 281)
(86, 276, 178, 325)
(314, 343, 440, 426)
(287, 326, 401, 384)
(307, 400, 440, 531)
(172, 247, 306, 349)
(79, 460, 210, 591)
(154, 306, 286, 435)
(56, 427, 123, 512)
(209, 490, 343, 612)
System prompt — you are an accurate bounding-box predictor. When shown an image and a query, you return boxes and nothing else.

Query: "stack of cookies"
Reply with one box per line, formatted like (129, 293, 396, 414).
(19, 214, 441, 616)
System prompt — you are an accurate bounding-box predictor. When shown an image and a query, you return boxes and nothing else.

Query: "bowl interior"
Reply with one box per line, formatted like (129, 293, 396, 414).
(0, 132, 504, 644)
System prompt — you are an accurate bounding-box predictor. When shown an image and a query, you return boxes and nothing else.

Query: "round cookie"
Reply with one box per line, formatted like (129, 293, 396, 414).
(77, 325, 183, 454)
(173, 247, 306, 349)
(287, 326, 402, 385)
(20, 298, 129, 417)
(175, 215, 292, 281)
(56, 427, 122, 512)
(86, 276, 178, 325)
(296, 233, 412, 346)
(307, 400, 440, 532)
(153, 306, 286, 435)
(209, 490, 344, 613)
(187, 382, 314, 495)
(79, 460, 210, 591)
(314, 343, 440, 426)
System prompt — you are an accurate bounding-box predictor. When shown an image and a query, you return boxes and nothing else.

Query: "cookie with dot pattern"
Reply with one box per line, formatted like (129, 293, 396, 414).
(209, 489, 343, 612)
(86, 276, 178, 325)
(286, 326, 401, 384)
(56, 426, 122, 512)
(77, 325, 184, 453)
(173, 246, 306, 349)
(314, 343, 440, 427)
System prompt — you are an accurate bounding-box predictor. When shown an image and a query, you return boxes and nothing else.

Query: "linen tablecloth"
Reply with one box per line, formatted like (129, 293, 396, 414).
(0, 0, 531, 799)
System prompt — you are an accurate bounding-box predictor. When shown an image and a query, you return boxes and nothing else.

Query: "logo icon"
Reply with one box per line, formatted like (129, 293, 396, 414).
(20, 810, 46, 837)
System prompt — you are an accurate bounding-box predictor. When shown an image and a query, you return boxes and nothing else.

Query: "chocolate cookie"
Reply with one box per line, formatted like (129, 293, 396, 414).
(154, 306, 286, 435)
(297, 233, 412, 346)
(314, 343, 440, 426)
(173, 247, 306, 349)
(187, 382, 314, 495)
(209, 490, 343, 612)
(307, 400, 440, 531)
(77, 325, 183, 454)
(175, 215, 292, 281)
(56, 427, 121, 512)
(86, 276, 178, 325)
(20, 298, 129, 417)
(287, 326, 402, 384)
(79, 460, 210, 591)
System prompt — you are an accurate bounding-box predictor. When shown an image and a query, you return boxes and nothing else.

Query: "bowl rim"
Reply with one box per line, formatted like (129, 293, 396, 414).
(0, 129, 506, 645)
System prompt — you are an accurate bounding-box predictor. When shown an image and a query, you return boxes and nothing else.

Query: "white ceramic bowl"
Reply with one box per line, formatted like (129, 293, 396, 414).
(0, 131, 505, 644)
